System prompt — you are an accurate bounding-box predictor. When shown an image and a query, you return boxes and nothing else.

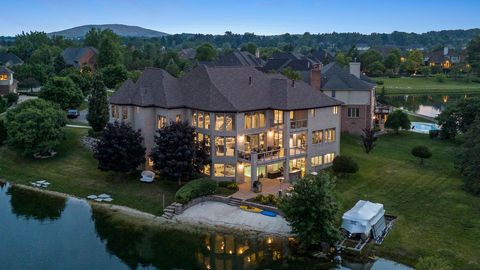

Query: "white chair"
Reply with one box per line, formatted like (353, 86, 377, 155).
(140, 170, 155, 183)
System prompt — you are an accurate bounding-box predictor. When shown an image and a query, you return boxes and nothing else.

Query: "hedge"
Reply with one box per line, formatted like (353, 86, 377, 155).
(175, 178, 217, 204)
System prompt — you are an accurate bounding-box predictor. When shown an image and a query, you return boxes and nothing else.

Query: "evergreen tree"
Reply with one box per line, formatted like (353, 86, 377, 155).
(87, 75, 109, 132)
(456, 116, 480, 195)
(53, 54, 66, 74)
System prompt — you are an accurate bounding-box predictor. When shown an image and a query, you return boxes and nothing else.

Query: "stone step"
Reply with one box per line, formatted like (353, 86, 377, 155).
(164, 208, 175, 213)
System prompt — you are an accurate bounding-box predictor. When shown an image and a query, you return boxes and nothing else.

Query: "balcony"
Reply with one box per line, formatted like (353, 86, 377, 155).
(290, 119, 307, 129)
(289, 146, 306, 157)
(238, 148, 285, 163)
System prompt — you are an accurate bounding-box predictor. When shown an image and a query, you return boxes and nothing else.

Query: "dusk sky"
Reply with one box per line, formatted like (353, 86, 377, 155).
(3, 0, 480, 36)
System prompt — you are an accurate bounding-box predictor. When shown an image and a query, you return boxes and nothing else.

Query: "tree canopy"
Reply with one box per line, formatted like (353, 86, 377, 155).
(436, 97, 480, 139)
(5, 99, 66, 156)
(195, 43, 218, 61)
(456, 116, 480, 195)
(94, 121, 146, 173)
(279, 172, 340, 247)
(87, 75, 109, 132)
(385, 110, 411, 134)
(39, 76, 84, 110)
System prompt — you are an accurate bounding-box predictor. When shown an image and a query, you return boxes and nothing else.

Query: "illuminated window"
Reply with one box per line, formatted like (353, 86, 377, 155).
(324, 153, 335, 164)
(122, 107, 128, 120)
(0, 74, 7, 81)
(312, 130, 323, 144)
(226, 137, 235, 156)
(175, 114, 182, 122)
(347, 107, 360, 118)
(324, 128, 336, 143)
(205, 113, 210, 129)
(215, 114, 225, 131)
(274, 110, 283, 125)
(198, 111, 204, 128)
(225, 164, 235, 177)
(244, 111, 265, 129)
(311, 155, 322, 167)
(215, 136, 225, 156)
(157, 115, 167, 129)
(111, 105, 119, 118)
(225, 114, 234, 131)
(202, 164, 211, 176)
(214, 164, 225, 177)
(333, 106, 339, 115)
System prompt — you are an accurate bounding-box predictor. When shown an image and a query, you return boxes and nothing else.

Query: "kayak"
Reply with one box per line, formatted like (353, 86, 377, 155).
(260, 210, 277, 217)
(240, 205, 262, 213)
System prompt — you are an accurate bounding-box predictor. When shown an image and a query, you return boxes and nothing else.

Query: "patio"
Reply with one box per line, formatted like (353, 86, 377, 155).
(233, 178, 292, 200)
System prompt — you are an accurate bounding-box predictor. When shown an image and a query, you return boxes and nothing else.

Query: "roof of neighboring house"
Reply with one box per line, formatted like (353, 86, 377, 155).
(179, 48, 196, 59)
(320, 62, 375, 91)
(0, 66, 14, 74)
(0, 52, 24, 66)
(62, 47, 98, 67)
(211, 51, 265, 67)
(310, 49, 336, 64)
(110, 65, 342, 112)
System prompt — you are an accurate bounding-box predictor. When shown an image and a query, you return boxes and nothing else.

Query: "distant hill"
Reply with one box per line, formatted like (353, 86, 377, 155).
(48, 24, 168, 38)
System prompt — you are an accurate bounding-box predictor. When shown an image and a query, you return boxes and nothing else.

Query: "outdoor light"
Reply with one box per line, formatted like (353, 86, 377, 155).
(238, 135, 244, 142)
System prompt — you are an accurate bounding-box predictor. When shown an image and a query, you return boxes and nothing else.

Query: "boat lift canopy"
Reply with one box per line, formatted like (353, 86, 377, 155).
(341, 200, 386, 238)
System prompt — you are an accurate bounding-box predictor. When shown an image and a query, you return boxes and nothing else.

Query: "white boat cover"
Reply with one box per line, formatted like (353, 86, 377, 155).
(341, 200, 386, 236)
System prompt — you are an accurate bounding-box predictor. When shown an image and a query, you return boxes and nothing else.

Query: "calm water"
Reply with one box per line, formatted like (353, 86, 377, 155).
(383, 93, 479, 118)
(0, 183, 411, 270)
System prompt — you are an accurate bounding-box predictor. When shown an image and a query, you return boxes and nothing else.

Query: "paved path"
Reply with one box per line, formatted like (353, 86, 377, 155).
(174, 201, 291, 235)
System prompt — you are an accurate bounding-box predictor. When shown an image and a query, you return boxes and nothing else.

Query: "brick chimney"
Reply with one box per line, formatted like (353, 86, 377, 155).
(443, 46, 449, 56)
(349, 61, 361, 79)
(310, 63, 322, 90)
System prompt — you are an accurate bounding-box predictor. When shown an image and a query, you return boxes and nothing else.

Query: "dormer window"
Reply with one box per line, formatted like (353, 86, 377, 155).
(0, 74, 7, 80)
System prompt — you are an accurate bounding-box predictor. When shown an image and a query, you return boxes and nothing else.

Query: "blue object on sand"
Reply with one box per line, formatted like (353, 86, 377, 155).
(260, 210, 277, 217)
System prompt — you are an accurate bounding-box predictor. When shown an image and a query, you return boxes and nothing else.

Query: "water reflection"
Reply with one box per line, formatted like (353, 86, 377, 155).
(382, 94, 478, 118)
(7, 185, 66, 221)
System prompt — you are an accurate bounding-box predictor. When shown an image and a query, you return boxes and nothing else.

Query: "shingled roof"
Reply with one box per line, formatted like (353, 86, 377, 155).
(0, 52, 24, 66)
(321, 62, 375, 91)
(110, 65, 342, 112)
(62, 47, 98, 67)
(211, 51, 265, 67)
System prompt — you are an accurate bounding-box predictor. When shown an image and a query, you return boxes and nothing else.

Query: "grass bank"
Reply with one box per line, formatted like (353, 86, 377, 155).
(337, 132, 480, 269)
(0, 127, 179, 216)
(376, 76, 480, 95)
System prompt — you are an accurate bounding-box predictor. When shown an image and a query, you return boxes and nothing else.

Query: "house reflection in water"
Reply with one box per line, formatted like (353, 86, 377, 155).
(196, 233, 289, 270)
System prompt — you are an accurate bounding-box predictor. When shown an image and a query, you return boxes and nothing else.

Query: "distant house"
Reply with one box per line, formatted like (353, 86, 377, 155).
(261, 52, 318, 82)
(179, 48, 196, 60)
(424, 47, 462, 70)
(356, 43, 371, 52)
(310, 62, 376, 135)
(0, 52, 24, 67)
(0, 66, 18, 96)
(62, 47, 98, 70)
(310, 49, 336, 64)
(211, 50, 265, 67)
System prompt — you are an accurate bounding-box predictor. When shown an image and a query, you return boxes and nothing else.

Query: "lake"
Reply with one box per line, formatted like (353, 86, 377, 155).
(383, 93, 478, 118)
(0, 182, 411, 270)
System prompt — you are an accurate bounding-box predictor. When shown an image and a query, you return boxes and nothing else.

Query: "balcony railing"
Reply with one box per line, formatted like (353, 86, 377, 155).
(290, 119, 307, 129)
(289, 146, 307, 156)
(238, 148, 285, 163)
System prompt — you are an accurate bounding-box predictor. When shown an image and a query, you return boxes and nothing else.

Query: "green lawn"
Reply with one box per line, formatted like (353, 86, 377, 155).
(376, 76, 480, 95)
(0, 127, 179, 216)
(337, 132, 480, 269)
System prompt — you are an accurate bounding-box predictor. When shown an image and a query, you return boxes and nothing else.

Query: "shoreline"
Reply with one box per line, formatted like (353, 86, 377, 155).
(1, 179, 291, 238)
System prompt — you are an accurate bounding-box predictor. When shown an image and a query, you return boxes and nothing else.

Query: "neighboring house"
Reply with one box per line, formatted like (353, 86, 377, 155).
(110, 65, 342, 188)
(260, 52, 318, 82)
(310, 62, 376, 135)
(310, 49, 336, 64)
(62, 47, 98, 70)
(356, 43, 371, 52)
(424, 47, 462, 70)
(179, 48, 197, 60)
(0, 52, 24, 67)
(0, 66, 18, 96)
(211, 50, 265, 67)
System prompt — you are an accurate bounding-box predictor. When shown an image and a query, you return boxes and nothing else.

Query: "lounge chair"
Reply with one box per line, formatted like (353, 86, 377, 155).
(140, 170, 155, 183)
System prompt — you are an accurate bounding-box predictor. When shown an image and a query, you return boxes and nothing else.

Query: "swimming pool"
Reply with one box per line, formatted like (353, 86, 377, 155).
(410, 122, 440, 134)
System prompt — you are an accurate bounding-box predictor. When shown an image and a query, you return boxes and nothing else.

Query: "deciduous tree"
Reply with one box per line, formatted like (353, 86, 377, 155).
(436, 97, 480, 139)
(385, 110, 410, 134)
(279, 172, 340, 247)
(39, 76, 84, 110)
(5, 99, 66, 156)
(411, 145, 432, 165)
(100, 64, 128, 89)
(195, 43, 218, 61)
(150, 121, 210, 185)
(94, 121, 146, 173)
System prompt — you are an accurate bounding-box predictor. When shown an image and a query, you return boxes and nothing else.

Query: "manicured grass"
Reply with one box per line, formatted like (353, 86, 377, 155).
(337, 132, 480, 269)
(0, 127, 179, 216)
(376, 76, 480, 95)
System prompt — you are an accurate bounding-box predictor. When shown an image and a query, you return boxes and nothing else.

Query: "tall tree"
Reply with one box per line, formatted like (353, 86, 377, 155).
(100, 64, 128, 89)
(87, 75, 109, 132)
(195, 43, 218, 61)
(53, 54, 66, 74)
(385, 110, 411, 134)
(456, 116, 480, 195)
(5, 99, 66, 156)
(279, 172, 340, 247)
(84, 28, 102, 48)
(94, 122, 146, 173)
(436, 97, 480, 139)
(150, 121, 210, 185)
(466, 35, 480, 73)
(39, 76, 84, 110)
(97, 29, 122, 67)
(240, 42, 257, 55)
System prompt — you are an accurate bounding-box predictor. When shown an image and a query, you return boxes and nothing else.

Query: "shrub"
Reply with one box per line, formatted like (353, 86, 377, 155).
(411, 145, 432, 165)
(435, 73, 446, 83)
(428, 129, 439, 139)
(375, 80, 384, 85)
(4, 93, 19, 105)
(252, 194, 278, 206)
(218, 181, 239, 191)
(332, 155, 359, 176)
(175, 178, 217, 204)
(385, 110, 411, 134)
